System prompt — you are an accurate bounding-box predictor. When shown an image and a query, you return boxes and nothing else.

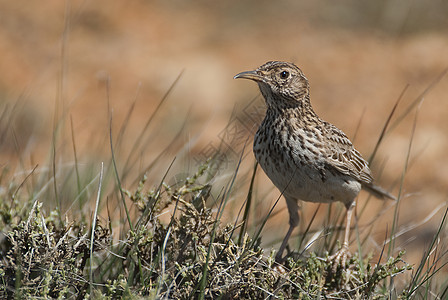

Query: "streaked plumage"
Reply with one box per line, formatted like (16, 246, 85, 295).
(235, 61, 394, 265)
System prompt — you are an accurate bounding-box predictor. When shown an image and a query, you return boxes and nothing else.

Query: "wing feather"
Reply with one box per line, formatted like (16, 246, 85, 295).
(323, 122, 373, 184)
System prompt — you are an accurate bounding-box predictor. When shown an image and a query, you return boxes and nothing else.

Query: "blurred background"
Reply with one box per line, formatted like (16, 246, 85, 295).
(1, 0, 448, 268)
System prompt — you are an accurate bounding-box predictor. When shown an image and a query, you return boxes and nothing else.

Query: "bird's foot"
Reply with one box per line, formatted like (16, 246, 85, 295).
(328, 244, 351, 272)
(271, 251, 289, 274)
(275, 252, 285, 264)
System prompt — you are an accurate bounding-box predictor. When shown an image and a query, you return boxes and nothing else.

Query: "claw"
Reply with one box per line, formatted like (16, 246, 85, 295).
(328, 244, 351, 271)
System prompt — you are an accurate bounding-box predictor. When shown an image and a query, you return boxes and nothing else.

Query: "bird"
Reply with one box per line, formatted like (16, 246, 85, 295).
(234, 61, 395, 266)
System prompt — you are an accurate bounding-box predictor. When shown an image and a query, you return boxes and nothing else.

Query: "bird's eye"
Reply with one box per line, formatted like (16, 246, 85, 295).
(280, 71, 289, 79)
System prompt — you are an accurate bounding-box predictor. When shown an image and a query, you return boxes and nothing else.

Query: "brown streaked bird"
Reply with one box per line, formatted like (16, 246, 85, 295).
(234, 61, 395, 266)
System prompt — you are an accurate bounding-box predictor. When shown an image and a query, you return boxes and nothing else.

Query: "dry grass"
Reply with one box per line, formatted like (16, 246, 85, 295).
(1, 1, 448, 298)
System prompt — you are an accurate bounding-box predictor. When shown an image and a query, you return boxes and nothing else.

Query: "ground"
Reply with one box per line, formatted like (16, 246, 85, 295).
(1, 1, 448, 296)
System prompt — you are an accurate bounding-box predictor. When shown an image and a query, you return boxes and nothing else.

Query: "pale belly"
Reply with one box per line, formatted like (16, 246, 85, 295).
(254, 141, 361, 206)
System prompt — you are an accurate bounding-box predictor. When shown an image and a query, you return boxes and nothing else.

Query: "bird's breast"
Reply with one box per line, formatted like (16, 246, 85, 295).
(253, 117, 360, 204)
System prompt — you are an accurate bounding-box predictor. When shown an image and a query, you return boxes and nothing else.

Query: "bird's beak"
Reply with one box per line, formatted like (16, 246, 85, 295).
(233, 70, 263, 82)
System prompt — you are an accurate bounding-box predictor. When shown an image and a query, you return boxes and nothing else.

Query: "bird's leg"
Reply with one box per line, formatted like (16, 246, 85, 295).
(341, 201, 355, 263)
(276, 224, 295, 262)
(329, 201, 355, 269)
(275, 197, 299, 262)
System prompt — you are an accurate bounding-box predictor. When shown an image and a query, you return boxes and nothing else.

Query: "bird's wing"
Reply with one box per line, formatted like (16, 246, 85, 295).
(322, 122, 373, 184)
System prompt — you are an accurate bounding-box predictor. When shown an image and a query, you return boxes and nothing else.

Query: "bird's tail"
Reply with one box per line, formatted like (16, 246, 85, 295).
(362, 183, 396, 201)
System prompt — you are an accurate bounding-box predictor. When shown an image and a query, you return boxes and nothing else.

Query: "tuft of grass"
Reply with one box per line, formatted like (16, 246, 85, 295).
(0, 162, 414, 299)
(0, 40, 447, 297)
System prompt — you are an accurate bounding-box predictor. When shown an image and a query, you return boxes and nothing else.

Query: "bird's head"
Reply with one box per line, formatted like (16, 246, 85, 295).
(234, 61, 310, 109)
